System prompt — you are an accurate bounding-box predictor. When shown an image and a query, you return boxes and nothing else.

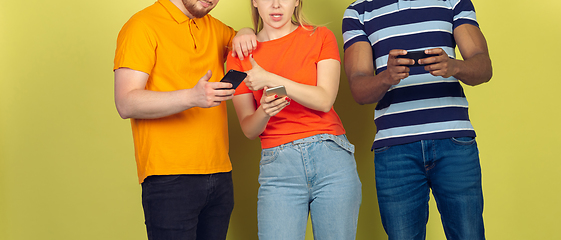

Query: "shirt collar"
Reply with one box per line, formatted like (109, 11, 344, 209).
(159, 0, 190, 24)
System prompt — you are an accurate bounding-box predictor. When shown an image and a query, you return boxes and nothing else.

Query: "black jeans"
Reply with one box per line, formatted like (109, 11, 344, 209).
(141, 172, 234, 240)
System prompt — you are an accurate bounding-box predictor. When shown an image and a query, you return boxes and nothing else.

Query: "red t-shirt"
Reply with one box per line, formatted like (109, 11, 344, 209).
(227, 26, 345, 149)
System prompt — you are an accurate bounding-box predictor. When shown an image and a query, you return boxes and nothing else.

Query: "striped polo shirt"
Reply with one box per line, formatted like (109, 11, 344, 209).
(342, 0, 480, 149)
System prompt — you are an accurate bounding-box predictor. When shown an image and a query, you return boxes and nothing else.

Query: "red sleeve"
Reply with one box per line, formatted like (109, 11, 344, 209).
(317, 27, 341, 63)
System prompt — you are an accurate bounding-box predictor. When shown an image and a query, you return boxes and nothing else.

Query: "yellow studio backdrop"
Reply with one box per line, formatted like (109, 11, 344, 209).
(1, 0, 560, 239)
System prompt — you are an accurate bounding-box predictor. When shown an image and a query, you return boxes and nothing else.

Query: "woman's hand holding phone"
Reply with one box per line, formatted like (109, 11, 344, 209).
(260, 86, 290, 117)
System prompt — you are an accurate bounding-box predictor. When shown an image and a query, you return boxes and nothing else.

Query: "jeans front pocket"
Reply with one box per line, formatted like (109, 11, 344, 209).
(322, 134, 355, 154)
(323, 139, 347, 153)
(451, 136, 476, 146)
(374, 146, 391, 153)
(143, 175, 181, 185)
(260, 147, 279, 165)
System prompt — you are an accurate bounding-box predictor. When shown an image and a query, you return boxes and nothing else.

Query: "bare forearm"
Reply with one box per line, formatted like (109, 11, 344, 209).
(116, 89, 195, 119)
(246, 58, 339, 112)
(454, 53, 492, 86)
(348, 71, 393, 105)
(344, 42, 402, 105)
(287, 59, 340, 112)
(115, 68, 234, 120)
(451, 24, 493, 86)
(114, 68, 194, 119)
(263, 72, 338, 112)
(238, 106, 270, 140)
(281, 79, 336, 112)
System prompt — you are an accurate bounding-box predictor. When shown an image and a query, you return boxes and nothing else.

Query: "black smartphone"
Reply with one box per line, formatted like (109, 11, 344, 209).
(396, 50, 438, 67)
(220, 69, 247, 90)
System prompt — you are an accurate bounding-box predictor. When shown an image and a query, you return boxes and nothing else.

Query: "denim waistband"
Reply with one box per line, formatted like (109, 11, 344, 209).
(290, 134, 355, 153)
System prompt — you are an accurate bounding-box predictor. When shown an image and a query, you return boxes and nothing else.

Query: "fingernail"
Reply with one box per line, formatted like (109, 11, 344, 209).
(285, 97, 291, 102)
(274, 95, 278, 98)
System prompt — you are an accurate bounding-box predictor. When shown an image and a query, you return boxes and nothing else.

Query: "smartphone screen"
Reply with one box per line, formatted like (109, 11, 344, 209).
(220, 69, 247, 90)
(396, 50, 438, 66)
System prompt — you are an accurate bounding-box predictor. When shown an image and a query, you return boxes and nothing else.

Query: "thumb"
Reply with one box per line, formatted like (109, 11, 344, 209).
(249, 55, 259, 68)
(199, 70, 212, 82)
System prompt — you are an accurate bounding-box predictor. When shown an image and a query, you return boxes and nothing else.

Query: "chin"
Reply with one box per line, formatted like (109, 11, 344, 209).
(184, 1, 214, 18)
(191, 9, 212, 18)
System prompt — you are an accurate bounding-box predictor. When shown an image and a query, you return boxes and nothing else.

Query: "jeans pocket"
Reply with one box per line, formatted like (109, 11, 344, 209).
(374, 146, 390, 153)
(143, 175, 181, 185)
(260, 148, 279, 165)
(451, 136, 476, 146)
(323, 140, 346, 152)
(322, 135, 355, 154)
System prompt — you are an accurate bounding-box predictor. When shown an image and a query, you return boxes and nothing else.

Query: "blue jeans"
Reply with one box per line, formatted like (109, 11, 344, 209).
(374, 137, 485, 240)
(257, 134, 362, 240)
(141, 172, 234, 240)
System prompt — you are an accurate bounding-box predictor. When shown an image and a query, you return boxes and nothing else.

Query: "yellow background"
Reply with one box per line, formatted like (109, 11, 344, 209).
(1, 0, 560, 239)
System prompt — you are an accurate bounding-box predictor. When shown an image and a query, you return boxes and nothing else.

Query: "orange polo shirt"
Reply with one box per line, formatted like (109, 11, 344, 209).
(114, 0, 236, 183)
(227, 26, 345, 149)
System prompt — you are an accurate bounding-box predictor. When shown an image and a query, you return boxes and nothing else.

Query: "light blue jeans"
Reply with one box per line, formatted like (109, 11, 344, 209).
(257, 134, 362, 240)
(374, 137, 485, 240)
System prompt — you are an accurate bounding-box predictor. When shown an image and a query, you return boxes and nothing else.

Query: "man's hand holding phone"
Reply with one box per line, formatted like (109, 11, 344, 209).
(220, 69, 247, 90)
(396, 50, 439, 67)
(192, 70, 236, 108)
(395, 48, 459, 78)
(384, 49, 412, 85)
(418, 48, 460, 78)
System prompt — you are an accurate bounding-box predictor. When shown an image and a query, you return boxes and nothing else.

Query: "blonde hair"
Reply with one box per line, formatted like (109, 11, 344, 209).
(251, 0, 316, 33)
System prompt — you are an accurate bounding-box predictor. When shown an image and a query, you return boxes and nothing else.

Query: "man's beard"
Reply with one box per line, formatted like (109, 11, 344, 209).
(182, 0, 213, 18)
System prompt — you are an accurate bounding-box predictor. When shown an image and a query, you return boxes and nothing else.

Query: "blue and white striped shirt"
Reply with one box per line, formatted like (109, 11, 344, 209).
(342, 0, 479, 149)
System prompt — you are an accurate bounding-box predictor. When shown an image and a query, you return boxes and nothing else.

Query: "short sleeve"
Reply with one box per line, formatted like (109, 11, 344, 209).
(226, 53, 251, 95)
(342, 4, 370, 50)
(214, 17, 237, 60)
(452, 0, 479, 29)
(114, 18, 157, 74)
(317, 27, 341, 63)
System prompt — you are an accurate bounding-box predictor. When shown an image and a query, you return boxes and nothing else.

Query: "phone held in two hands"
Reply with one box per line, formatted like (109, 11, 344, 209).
(396, 50, 438, 67)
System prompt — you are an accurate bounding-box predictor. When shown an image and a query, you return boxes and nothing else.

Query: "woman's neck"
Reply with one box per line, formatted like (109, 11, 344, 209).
(257, 23, 299, 42)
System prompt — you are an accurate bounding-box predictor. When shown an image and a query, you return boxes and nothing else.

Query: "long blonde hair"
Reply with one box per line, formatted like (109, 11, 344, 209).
(251, 0, 316, 33)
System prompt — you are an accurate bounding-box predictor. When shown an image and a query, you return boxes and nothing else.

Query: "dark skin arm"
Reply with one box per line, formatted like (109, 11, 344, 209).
(344, 42, 411, 105)
(344, 24, 492, 105)
(420, 24, 492, 86)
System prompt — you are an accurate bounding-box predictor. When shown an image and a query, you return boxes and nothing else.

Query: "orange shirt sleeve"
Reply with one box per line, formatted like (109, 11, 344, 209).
(114, 17, 156, 74)
(219, 20, 236, 61)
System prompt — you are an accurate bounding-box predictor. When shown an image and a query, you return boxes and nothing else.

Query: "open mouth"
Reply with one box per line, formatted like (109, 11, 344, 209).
(271, 14, 283, 21)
